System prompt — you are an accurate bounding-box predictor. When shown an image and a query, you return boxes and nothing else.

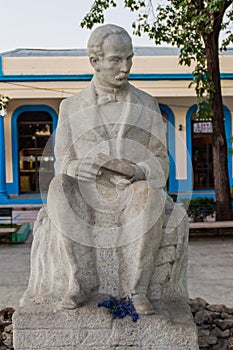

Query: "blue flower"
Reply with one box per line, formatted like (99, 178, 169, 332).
(98, 296, 139, 322)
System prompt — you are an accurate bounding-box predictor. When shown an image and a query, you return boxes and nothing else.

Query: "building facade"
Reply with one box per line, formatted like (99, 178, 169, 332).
(0, 47, 233, 204)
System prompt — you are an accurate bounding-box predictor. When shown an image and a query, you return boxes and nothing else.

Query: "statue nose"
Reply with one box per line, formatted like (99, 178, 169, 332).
(120, 60, 130, 72)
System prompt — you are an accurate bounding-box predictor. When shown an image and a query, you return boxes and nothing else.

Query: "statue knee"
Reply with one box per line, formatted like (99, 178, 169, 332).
(131, 180, 149, 200)
(48, 174, 71, 203)
(131, 179, 146, 190)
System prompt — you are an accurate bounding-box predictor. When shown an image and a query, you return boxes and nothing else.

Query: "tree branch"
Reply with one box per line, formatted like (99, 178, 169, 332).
(223, 1, 233, 11)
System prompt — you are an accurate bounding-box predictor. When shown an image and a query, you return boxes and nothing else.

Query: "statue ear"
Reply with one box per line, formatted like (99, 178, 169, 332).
(90, 56, 100, 72)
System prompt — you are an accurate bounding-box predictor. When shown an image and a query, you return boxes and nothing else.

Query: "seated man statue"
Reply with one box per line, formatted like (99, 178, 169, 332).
(21, 24, 188, 315)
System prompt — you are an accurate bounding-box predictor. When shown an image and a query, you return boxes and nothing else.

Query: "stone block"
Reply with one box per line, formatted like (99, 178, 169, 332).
(13, 300, 199, 350)
(155, 245, 176, 266)
(161, 227, 178, 247)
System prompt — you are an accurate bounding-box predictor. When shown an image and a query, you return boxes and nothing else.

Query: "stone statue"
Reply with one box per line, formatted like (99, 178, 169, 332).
(21, 24, 189, 316)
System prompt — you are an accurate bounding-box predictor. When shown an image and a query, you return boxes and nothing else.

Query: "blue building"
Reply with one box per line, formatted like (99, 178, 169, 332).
(0, 48, 232, 205)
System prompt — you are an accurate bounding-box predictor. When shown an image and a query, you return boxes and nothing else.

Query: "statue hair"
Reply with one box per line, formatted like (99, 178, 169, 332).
(87, 24, 132, 58)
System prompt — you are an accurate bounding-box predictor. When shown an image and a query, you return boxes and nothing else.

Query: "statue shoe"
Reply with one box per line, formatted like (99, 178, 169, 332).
(59, 289, 88, 310)
(132, 294, 155, 315)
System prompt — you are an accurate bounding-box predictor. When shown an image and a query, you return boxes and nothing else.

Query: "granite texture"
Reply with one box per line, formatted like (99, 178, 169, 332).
(19, 197, 189, 310)
(13, 24, 196, 350)
(19, 25, 189, 311)
(13, 299, 199, 350)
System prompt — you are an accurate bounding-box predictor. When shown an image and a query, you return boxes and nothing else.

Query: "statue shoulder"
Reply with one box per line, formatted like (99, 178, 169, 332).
(59, 90, 84, 116)
(129, 84, 160, 113)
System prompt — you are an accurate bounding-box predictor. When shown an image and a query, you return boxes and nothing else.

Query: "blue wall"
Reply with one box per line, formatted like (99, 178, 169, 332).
(1, 60, 232, 204)
(159, 104, 177, 193)
(5, 103, 233, 203)
(8, 105, 58, 197)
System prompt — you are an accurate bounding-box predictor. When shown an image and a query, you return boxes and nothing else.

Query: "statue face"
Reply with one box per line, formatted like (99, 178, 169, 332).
(95, 33, 133, 89)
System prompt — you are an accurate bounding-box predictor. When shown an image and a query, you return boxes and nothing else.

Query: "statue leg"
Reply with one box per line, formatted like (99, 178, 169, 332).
(47, 174, 99, 309)
(58, 234, 86, 309)
(118, 181, 164, 314)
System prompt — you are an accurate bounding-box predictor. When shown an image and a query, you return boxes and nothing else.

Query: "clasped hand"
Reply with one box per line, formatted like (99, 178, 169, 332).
(66, 157, 101, 182)
(67, 155, 146, 184)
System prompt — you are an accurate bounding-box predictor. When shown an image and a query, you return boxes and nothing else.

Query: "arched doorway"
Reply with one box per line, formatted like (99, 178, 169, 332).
(18, 111, 53, 194)
(191, 114, 214, 190)
(186, 105, 232, 192)
(11, 105, 58, 195)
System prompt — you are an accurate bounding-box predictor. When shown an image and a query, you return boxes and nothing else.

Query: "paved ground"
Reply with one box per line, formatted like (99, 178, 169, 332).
(188, 236, 233, 306)
(0, 210, 233, 309)
(0, 210, 36, 309)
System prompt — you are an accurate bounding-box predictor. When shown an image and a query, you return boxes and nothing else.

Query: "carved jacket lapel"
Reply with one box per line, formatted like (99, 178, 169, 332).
(77, 81, 148, 142)
(79, 82, 107, 140)
(118, 84, 145, 138)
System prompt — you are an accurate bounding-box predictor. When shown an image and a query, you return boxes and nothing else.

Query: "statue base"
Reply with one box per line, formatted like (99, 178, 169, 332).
(13, 298, 199, 350)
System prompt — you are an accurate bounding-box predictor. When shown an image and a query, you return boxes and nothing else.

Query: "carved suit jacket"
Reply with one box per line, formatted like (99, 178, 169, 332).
(54, 80, 169, 188)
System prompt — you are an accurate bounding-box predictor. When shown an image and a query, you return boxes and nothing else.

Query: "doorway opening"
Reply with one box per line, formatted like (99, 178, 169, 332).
(17, 111, 54, 194)
(192, 114, 214, 190)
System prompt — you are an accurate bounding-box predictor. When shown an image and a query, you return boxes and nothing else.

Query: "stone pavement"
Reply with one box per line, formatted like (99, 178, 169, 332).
(188, 236, 233, 307)
(0, 209, 36, 309)
(0, 209, 233, 309)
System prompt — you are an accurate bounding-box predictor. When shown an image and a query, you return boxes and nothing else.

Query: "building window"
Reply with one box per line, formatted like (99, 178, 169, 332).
(192, 114, 214, 190)
(17, 111, 54, 194)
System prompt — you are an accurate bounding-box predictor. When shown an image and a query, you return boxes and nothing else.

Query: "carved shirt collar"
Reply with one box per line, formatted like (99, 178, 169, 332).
(93, 77, 130, 105)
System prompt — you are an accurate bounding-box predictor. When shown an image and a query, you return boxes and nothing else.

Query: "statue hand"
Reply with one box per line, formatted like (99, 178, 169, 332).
(110, 176, 131, 190)
(77, 157, 102, 182)
(129, 164, 146, 183)
(66, 160, 80, 177)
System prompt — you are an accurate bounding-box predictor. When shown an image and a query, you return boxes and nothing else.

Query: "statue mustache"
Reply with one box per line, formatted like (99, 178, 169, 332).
(115, 73, 128, 80)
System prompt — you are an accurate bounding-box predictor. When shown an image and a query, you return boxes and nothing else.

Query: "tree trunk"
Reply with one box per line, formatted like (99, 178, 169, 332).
(204, 32, 232, 221)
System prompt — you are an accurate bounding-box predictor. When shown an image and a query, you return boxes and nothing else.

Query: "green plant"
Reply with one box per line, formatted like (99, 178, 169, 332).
(181, 198, 215, 222)
(0, 94, 10, 111)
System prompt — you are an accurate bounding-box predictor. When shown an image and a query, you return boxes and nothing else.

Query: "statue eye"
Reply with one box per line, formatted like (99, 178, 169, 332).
(110, 57, 121, 63)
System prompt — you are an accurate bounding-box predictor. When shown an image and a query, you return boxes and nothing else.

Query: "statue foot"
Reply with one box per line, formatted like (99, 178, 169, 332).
(59, 290, 88, 310)
(132, 294, 155, 315)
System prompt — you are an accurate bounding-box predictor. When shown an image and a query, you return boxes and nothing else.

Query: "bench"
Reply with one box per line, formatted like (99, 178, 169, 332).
(0, 208, 13, 227)
(189, 220, 233, 237)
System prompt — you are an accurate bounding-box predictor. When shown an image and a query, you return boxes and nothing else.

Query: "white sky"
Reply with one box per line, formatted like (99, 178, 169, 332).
(0, 0, 155, 53)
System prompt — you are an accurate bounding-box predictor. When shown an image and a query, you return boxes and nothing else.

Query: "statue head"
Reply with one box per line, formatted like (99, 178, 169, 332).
(87, 24, 134, 89)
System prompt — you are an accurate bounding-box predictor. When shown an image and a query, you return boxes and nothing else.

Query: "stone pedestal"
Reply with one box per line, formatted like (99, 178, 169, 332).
(13, 299, 199, 350)
(13, 198, 198, 349)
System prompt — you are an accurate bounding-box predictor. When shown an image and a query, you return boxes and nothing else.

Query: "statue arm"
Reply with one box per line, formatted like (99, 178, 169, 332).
(54, 99, 77, 175)
(134, 96, 169, 188)
(138, 135, 169, 188)
(55, 95, 104, 180)
(150, 99, 169, 185)
(96, 96, 169, 187)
